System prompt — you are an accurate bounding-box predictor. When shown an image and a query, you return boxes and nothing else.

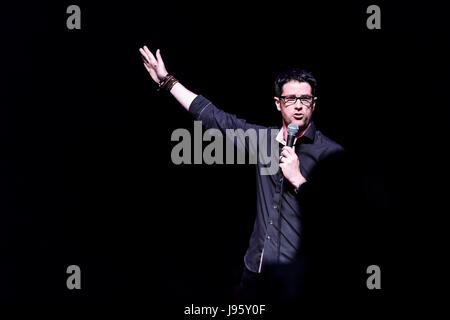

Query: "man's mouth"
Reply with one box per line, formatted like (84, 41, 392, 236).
(293, 113, 304, 120)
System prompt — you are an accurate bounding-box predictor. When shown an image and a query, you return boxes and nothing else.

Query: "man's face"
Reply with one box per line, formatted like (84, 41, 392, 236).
(274, 80, 316, 133)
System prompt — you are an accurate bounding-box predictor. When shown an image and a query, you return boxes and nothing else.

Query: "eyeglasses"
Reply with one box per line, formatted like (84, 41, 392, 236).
(280, 95, 314, 107)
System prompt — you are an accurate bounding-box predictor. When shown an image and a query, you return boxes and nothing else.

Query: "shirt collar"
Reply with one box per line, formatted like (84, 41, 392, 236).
(275, 121, 316, 146)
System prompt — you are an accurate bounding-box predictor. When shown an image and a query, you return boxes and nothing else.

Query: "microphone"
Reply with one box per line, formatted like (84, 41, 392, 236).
(286, 123, 299, 147)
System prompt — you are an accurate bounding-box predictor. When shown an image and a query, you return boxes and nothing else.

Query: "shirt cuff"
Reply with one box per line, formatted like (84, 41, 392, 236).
(293, 181, 308, 196)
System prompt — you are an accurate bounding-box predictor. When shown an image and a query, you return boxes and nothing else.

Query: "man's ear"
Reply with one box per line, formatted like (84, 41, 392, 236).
(274, 97, 281, 111)
(311, 96, 318, 112)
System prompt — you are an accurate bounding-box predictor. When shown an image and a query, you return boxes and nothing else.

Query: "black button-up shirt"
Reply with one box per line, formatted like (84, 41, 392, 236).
(189, 95, 344, 273)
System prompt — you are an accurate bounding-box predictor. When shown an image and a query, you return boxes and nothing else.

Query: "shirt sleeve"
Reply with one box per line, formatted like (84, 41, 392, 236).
(188, 95, 265, 133)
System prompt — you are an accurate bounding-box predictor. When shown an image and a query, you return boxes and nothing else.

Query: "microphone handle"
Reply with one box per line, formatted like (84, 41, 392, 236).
(286, 134, 295, 147)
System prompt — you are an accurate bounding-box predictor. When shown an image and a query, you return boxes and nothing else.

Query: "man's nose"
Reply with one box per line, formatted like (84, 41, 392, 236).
(294, 100, 303, 109)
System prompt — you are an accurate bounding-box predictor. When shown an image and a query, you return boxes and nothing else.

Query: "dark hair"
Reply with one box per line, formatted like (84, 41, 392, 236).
(274, 67, 317, 97)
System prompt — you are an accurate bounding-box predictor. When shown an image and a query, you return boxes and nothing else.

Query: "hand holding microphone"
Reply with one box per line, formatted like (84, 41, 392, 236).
(279, 123, 307, 189)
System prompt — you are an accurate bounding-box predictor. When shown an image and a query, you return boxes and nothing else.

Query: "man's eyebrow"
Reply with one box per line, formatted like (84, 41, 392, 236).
(282, 94, 313, 98)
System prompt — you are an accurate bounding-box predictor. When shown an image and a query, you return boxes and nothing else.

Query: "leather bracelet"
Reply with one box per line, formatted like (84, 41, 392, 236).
(158, 74, 178, 92)
(166, 79, 179, 92)
(158, 75, 172, 90)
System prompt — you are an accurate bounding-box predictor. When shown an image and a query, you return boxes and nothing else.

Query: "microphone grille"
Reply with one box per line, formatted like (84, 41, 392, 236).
(287, 123, 299, 136)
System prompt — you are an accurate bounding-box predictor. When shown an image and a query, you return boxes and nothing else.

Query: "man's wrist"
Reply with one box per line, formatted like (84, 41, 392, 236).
(291, 175, 307, 189)
(158, 74, 171, 86)
(159, 72, 169, 82)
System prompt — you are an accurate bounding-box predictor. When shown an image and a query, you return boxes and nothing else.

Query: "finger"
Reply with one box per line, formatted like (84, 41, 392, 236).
(139, 48, 150, 63)
(142, 58, 151, 70)
(143, 62, 153, 74)
(155, 49, 165, 65)
(142, 57, 151, 68)
(141, 54, 152, 67)
(282, 146, 294, 154)
(280, 155, 288, 163)
(140, 48, 155, 69)
(144, 46, 158, 66)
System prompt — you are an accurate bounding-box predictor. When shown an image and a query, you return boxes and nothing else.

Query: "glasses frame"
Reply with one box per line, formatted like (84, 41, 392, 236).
(280, 95, 315, 107)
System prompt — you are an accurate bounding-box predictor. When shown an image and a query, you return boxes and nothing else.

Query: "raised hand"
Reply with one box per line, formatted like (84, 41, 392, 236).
(139, 45, 168, 84)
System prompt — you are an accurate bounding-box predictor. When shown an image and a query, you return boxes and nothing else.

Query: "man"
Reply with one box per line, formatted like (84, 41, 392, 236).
(139, 45, 344, 301)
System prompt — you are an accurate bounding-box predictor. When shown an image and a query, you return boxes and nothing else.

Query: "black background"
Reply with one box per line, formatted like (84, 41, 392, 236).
(1, 0, 448, 316)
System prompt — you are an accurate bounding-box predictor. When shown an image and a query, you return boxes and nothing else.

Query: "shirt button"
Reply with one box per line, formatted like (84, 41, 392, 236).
(267, 235, 271, 240)
(269, 220, 273, 225)
(273, 205, 278, 209)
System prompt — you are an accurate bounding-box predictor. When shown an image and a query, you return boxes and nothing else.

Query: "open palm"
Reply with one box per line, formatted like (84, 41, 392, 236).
(139, 45, 168, 84)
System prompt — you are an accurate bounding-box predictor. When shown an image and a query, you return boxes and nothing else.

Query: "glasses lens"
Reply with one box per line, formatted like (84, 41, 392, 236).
(300, 98, 312, 106)
(285, 98, 296, 105)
